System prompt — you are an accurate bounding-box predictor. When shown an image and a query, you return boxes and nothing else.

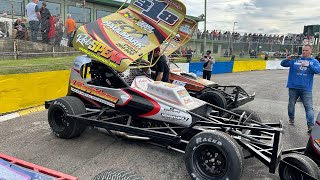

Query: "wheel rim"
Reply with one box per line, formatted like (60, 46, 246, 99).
(282, 164, 303, 180)
(193, 144, 227, 178)
(50, 107, 69, 132)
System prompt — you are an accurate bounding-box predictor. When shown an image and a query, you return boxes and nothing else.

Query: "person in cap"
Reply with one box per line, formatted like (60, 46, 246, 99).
(152, 47, 170, 82)
(200, 50, 215, 80)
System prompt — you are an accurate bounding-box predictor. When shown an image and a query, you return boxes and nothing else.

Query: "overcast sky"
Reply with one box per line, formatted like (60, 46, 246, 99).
(182, 0, 320, 35)
(118, 0, 320, 35)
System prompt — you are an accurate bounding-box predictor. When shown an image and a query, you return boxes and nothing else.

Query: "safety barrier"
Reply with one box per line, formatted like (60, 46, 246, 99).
(0, 59, 287, 114)
(0, 70, 70, 114)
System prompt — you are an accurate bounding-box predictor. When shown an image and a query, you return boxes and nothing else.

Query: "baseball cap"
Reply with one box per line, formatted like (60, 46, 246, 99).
(206, 50, 211, 54)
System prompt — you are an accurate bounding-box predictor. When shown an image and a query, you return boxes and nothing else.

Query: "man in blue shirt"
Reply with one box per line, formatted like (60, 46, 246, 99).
(281, 44, 320, 133)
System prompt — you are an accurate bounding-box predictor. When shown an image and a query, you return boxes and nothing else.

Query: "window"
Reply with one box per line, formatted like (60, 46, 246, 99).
(96, 10, 112, 19)
(38, 1, 61, 16)
(68, 6, 91, 24)
(0, 0, 24, 16)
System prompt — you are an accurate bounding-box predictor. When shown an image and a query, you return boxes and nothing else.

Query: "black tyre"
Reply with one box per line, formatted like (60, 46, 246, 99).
(185, 131, 244, 180)
(279, 153, 320, 180)
(92, 169, 142, 180)
(199, 91, 227, 114)
(305, 137, 320, 166)
(48, 96, 87, 139)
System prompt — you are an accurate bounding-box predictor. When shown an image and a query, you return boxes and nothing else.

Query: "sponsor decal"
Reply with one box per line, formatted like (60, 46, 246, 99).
(76, 33, 127, 66)
(116, 42, 138, 55)
(314, 139, 320, 152)
(102, 21, 143, 49)
(71, 87, 115, 107)
(161, 113, 189, 122)
(195, 137, 222, 145)
(133, 0, 179, 26)
(135, 21, 155, 33)
(164, 107, 180, 113)
(70, 80, 119, 104)
(177, 89, 189, 98)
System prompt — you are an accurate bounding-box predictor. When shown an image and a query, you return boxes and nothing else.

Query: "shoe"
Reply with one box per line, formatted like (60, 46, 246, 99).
(307, 125, 314, 133)
(289, 119, 295, 125)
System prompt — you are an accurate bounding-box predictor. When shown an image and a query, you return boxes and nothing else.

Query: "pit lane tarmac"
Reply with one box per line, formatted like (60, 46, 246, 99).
(1, 69, 319, 180)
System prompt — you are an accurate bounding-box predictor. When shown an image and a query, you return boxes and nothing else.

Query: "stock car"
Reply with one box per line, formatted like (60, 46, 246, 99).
(45, 0, 320, 179)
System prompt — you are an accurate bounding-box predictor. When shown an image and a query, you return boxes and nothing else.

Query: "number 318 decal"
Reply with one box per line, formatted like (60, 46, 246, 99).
(133, 0, 179, 26)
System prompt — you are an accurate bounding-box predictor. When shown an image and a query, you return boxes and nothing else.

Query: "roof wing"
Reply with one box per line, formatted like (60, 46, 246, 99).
(161, 17, 197, 57)
(72, 0, 186, 72)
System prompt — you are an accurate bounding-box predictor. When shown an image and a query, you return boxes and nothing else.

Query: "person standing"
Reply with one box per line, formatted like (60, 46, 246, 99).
(281, 44, 320, 133)
(200, 50, 215, 80)
(54, 15, 64, 46)
(65, 14, 76, 47)
(26, 0, 40, 42)
(186, 46, 193, 63)
(152, 47, 169, 82)
(39, 2, 51, 43)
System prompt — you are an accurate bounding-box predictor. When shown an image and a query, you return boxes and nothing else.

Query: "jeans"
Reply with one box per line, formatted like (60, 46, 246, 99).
(67, 32, 74, 47)
(29, 21, 40, 42)
(288, 88, 314, 126)
(203, 70, 212, 80)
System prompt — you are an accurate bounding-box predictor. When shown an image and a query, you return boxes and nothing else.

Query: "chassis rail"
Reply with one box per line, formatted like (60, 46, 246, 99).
(49, 102, 284, 175)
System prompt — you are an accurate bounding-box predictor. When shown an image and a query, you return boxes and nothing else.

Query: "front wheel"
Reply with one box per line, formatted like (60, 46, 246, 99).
(279, 153, 320, 180)
(48, 96, 87, 139)
(185, 131, 244, 180)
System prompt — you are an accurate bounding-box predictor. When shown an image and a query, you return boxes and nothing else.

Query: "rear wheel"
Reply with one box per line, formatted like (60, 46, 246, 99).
(199, 91, 227, 115)
(185, 131, 244, 180)
(279, 153, 320, 180)
(48, 96, 87, 139)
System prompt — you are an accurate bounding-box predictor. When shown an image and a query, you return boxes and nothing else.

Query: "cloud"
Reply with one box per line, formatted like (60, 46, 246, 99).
(115, 0, 319, 35)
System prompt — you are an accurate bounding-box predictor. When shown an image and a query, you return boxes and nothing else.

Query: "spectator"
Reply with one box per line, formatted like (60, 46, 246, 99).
(54, 14, 63, 46)
(26, 0, 40, 42)
(200, 50, 215, 80)
(280, 44, 320, 133)
(14, 18, 28, 40)
(40, 2, 51, 43)
(186, 46, 193, 63)
(48, 15, 56, 43)
(65, 13, 76, 47)
(152, 47, 170, 82)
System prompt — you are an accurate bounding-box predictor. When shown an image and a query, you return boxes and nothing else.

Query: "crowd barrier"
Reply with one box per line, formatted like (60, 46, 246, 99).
(0, 70, 70, 114)
(0, 60, 288, 114)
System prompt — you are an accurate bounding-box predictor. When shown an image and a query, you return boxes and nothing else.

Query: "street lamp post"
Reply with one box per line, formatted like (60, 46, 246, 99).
(202, 0, 207, 55)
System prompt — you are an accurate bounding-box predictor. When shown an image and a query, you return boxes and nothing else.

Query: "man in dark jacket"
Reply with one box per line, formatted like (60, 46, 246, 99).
(40, 2, 51, 43)
(200, 50, 215, 80)
(152, 47, 170, 82)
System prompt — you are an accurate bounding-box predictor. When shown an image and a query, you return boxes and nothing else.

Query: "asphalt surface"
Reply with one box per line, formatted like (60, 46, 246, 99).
(1, 69, 320, 180)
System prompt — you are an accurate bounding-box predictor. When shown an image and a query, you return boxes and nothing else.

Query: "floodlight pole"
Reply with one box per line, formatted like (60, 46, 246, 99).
(203, 0, 207, 55)
(318, 25, 320, 54)
(231, 22, 237, 55)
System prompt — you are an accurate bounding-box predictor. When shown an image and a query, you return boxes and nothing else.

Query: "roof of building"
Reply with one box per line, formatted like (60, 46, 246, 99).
(86, 0, 204, 22)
